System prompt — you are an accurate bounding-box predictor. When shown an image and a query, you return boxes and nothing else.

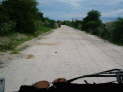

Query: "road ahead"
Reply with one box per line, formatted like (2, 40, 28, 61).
(0, 25, 123, 92)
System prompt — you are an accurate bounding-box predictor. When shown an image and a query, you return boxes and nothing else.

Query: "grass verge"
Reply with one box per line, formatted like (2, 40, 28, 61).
(0, 26, 53, 53)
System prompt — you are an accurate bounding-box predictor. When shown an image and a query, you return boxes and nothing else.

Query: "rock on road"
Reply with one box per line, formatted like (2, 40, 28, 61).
(0, 25, 123, 92)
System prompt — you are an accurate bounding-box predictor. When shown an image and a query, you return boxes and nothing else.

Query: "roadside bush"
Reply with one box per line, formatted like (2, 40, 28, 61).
(111, 18, 123, 44)
(97, 24, 109, 39)
(0, 21, 16, 35)
(0, 39, 16, 51)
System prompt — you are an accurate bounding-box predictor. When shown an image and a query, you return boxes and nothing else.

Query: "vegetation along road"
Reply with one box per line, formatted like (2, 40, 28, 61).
(0, 25, 123, 92)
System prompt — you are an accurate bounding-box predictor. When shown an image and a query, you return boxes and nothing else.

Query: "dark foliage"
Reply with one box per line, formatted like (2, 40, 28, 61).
(0, 0, 57, 35)
(111, 18, 123, 43)
(82, 10, 103, 35)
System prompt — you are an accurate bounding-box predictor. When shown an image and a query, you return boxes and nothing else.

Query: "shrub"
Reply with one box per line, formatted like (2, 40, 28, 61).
(0, 40, 16, 51)
(111, 18, 123, 43)
(0, 21, 16, 35)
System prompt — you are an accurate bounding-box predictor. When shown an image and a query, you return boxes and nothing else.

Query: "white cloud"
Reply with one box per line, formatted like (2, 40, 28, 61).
(58, 0, 123, 7)
(38, 0, 123, 7)
(63, 13, 83, 18)
(91, 0, 123, 5)
(37, 0, 82, 7)
(103, 9, 123, 17)
(58, 0, 82, 7)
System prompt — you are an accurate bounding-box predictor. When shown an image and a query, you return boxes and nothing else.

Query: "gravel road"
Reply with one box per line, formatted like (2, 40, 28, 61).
(0, 25, 123, 92)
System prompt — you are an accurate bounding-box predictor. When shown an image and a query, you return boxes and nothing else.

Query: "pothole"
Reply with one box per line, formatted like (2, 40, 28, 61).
(25, 54, 35, 59)
(54, 51, 58, 54)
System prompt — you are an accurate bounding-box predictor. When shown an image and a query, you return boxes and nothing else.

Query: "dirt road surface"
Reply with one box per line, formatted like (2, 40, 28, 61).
(0, 25, 123, 92)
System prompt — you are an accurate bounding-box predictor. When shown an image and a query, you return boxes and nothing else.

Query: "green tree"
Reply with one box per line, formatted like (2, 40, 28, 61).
(0, 2, 16, 35)
(3, 0, 39, 33)
(38, 12, 44, 20)
(0, 4, 9, 23)
(82, 10, 102, 34)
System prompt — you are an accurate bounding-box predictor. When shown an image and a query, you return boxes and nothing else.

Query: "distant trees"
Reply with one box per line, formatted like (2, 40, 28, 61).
(62, 20, 73, 27)
(43, 17, 57, 28)
(82, 10, 123, 44)
(63, 10, 123, 45)
(61, 20, 82, 30)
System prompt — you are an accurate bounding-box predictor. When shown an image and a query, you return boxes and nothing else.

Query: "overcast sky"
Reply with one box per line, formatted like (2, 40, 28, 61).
(37, 0, 123, 21)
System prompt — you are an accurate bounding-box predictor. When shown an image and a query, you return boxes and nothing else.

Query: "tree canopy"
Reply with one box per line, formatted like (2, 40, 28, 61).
(82, 10, 102, 34)
(0, 0, 57, 35)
